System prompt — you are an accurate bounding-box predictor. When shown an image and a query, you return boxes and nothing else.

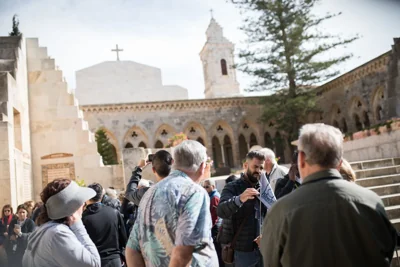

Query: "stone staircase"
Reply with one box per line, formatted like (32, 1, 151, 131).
(353, 158, 400, 266)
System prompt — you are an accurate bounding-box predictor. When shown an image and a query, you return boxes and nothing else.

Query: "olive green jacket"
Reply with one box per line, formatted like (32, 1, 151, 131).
(261, 169, 396, 267)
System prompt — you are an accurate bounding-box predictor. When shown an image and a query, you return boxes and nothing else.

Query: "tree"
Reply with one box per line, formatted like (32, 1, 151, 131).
(95, 129, 118, 165)
(231, 0, 358, 144)
(9, 14, 22, 37)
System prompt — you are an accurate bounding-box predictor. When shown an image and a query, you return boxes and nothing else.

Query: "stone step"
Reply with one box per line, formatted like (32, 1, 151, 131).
(351, 158, 400, 170)
(357, 174, 400, 187)
(391, 218, 400, 232)
(356, 165, 400, 179)
(381, 193, 400, 207)
(386, 205, 400, 220)
(368, 183, 400, 196)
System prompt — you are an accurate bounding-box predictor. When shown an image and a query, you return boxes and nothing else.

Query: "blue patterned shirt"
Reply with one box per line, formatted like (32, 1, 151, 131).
(127, 170, 218, 267)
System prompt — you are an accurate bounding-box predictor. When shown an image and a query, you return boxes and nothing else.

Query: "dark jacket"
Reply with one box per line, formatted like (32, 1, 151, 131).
(274, 174, 301, 199)
(102, 195, 121, 211)
(6, 218, 35, 266)
(217, 174, 266, 252)
(261, 169, 397, 267)
(82, 203, 127, 262)
(125, 166, 150, 206)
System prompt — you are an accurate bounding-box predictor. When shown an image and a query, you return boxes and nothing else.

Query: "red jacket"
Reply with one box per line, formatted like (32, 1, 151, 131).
(209, 192, 220, 227)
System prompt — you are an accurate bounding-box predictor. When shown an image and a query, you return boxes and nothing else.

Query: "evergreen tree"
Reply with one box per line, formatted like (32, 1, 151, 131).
(95, 129, 118, 165)
(231, 0, 358, 144)
(9, 14, 22, 37)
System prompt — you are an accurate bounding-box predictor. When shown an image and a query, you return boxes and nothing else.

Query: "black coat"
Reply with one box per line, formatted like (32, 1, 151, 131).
(217, 174, 266, 252)
(274, 174, 301, 199)
(125, 166, 150, 206)
(6, 218, 35, 267)
(82, 203, 127, 262)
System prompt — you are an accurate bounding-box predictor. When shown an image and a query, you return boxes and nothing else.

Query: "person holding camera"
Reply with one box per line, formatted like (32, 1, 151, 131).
(6, 204, 35, 267)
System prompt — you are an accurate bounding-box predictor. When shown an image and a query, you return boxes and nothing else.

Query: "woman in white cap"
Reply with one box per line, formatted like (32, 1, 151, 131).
(22, 178, 101, 267)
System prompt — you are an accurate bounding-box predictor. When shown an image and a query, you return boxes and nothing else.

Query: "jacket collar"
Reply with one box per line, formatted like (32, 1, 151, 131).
(302, 169, 342, 185)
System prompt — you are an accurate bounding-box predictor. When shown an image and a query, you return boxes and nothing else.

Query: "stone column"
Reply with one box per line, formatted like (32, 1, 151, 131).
(220, 144, 226, 165)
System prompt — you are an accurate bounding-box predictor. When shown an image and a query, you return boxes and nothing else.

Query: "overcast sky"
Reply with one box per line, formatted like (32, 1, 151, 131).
(0, 0, 399, 99)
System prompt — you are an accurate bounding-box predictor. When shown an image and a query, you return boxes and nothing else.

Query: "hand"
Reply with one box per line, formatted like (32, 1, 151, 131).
(239, 188, 259, 203)
(138, 159, 151, 168)
(13, 227, 21, 236)
(288, 165, 297, 182)
(3, 232, 8, 237)
(67, 204, 84, 227)
(254, 235, 262, 247)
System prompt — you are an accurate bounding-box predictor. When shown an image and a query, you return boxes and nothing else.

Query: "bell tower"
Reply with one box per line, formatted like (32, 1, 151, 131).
(200, 18, 241, 98)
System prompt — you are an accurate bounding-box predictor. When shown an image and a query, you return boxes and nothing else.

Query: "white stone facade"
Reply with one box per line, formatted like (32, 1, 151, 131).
(200, 18, 241, 99)
(75, 61, 188, 105)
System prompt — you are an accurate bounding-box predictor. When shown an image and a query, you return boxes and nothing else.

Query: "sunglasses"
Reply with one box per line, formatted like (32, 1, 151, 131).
(203, 185, 210, 189)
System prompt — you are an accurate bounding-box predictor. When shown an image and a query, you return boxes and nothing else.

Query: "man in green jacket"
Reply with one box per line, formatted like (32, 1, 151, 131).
(260, 123, 396, 267)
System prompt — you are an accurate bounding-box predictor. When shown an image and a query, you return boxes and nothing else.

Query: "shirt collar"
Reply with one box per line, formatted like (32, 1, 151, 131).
(302, 169, 342, 185)
(170, 170, 191, 179)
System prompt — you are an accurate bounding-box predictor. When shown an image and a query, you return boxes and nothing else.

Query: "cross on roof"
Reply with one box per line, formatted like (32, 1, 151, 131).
(210, 9, 214, 19)
(111, 44, 123, 61)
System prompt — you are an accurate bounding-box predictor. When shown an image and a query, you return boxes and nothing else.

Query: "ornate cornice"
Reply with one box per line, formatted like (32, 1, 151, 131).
(317, 51, 391, 95)
(81, 96, 261, 113)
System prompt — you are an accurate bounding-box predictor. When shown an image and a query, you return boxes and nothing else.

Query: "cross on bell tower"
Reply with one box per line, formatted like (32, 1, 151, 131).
(111, 44, 123, 61)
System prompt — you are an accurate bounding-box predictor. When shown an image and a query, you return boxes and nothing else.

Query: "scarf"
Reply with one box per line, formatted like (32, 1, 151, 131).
(209, 189, 220, 199)
(1, 215, 13, 226)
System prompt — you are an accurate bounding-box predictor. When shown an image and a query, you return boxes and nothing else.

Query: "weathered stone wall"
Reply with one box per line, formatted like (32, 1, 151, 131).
(343, 129, 400, 162)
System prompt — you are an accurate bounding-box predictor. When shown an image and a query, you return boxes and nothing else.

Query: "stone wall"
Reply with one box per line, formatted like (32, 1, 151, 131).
(26, 38, 124, 200)
(0, 37, 33, 208)
(343, 128, 400, 162)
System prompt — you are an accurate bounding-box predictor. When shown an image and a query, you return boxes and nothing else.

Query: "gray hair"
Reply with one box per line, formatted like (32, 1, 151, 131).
(298, 123, 343, 168)
(260, 148, 276, 164)
(173, 140, 207, 173)
(203, 179, 216, 187)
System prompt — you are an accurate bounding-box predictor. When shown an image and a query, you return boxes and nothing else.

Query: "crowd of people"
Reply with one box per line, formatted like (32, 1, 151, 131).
(0, 123, 398, 267)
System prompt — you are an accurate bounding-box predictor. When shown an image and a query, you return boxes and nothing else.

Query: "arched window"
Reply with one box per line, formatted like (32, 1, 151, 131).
(138, 141, 147, 148)
(332, 120, 339, 129)
(249, 133, 258, 148)
(221, 59, 228, 75)
(354, 114, 362, 131)
(154, 140, 163, 149)
(275, 132, 285, 163)
(124, 142, 133, 148)
(223, 135, 234, 168)
(363, 111, 370, 128)
(264, 132, 274, 150)
(376, 105, 383, 121)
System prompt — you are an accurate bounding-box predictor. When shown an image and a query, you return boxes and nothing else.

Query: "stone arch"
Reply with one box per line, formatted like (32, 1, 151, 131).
(249, 133, 258, 148)
(154, 140, 164, 149)
(238, 119, 261, 148)
(371, 86, 385, 123)
(329, 104, 342, 126)
(341, 118, 348, 133)
(264, 132, 274, 150)
(349, 96, 368, 131)
(123, 126, 149, 149)
(97, 127, 120, 162)
(209, 120, 234, 144)
(209, 120, 237, 167)
(196, 137, 205, 146)
(125, 142, 133, 148)
(274, 131, 286, 163)
(154, 124, 177, 147)
(183, 121, 207, 147)
(138, 141, 147, 148)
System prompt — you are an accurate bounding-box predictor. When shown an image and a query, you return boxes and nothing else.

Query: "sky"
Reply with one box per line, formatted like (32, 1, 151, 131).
(0, 0, 399, 99)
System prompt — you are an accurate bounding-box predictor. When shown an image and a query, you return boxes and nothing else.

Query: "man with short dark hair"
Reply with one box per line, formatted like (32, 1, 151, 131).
(218, 151, 266, 267)
(82, 183, 127, 267)
(261, 123, 397, 267)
